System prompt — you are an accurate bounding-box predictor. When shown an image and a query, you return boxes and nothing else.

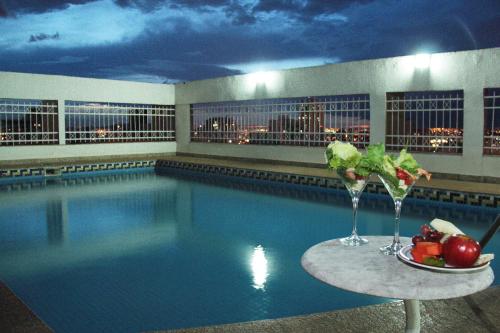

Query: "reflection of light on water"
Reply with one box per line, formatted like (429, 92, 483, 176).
(251, 245, 268, 290)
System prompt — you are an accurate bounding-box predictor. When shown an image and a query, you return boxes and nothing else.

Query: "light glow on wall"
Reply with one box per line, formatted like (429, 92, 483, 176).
(243, 70, 283, 96)
(414, 53, 431, 69)
(248, 71, 277, 86)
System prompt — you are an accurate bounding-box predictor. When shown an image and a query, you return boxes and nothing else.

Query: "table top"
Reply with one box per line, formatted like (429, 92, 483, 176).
(301, 236, 494, 300)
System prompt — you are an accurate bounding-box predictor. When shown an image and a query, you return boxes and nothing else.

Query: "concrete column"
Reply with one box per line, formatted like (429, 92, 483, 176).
(57, 99, 66, 145)
(176, 104, 191, 151)
(370, 91, 386, 146)
(462, 87, 484, 173)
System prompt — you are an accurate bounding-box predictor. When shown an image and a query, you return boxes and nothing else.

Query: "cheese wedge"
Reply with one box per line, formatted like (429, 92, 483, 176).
(430, 218, 464, 235)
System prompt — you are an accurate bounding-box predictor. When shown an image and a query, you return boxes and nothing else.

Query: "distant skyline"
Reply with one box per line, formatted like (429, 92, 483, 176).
(0, 0, 499, 83)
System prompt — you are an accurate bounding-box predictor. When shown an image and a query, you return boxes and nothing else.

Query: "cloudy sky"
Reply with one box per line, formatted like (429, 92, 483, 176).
(0, 0, 499, 83)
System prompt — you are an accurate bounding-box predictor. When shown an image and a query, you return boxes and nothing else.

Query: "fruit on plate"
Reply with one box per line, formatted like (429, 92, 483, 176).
(411, 235, 425, 245)
(411, 241, 444, 265)
(415, 224, 444, 243)
(410, 220, 494, 268)
(415, 241, 443, 256)
(430, 218, 464, 236)
(475, 253, 495, 266)
(442, 234, 481, 268)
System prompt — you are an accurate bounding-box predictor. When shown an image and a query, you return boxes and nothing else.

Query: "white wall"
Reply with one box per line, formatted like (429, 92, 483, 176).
(0, 72, 176, 162)
(2, 49, 500, 178)
(176, 48, 500, 178)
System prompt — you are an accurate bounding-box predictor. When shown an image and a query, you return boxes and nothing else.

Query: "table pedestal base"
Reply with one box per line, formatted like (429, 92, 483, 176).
(404, 299, 420, 333)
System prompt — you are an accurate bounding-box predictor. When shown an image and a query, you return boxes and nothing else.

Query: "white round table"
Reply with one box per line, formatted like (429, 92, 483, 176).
(301, 236, 494, 333)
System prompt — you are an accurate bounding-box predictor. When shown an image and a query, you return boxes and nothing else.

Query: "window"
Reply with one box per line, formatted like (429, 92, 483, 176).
(65, 101, 175, 144)
(191, 94, 370, 148)
(386, 91, 463, 153)
(0, 99, 58, 146)
(484, 88, 500, 155)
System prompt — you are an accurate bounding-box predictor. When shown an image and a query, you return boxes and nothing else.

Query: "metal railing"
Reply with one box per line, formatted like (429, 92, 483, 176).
(0, 99, 59, 146)
(386, 91, 464, 154)
(191, 94, 370, 148)
(484, 88, 500, 155)
(65, 101, 175, 144)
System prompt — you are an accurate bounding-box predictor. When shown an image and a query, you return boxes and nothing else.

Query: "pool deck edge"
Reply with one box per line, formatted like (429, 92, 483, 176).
(0, 281, 53, 333)
(2, 279, 498, 333)
(157, 155, 500, 196)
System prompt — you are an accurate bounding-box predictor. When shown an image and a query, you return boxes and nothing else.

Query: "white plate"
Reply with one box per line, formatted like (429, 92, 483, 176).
(397, 245, 490, 273)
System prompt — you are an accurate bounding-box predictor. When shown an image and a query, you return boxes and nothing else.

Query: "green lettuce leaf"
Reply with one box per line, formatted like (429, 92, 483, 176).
(356, 143, 385, 176)
(325, 142, 362, 170)
(394, 149, 420, 175)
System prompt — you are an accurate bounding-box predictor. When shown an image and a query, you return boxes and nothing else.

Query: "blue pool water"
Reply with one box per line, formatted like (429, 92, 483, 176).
(0, 171, 498, 333)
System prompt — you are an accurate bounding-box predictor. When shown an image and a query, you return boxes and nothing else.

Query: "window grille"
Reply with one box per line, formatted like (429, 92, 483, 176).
(0, 99, 58, 146)
(65, 101, 175, 144)
(190, 95, 370, 148)
(484, 88, 500, 155)
(386, 91, 463, 154)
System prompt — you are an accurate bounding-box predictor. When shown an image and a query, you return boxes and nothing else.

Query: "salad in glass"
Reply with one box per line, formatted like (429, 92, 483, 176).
(360, 144, 432, 255)
(325, 141, 371, 193)
(325, 141, 372, 246)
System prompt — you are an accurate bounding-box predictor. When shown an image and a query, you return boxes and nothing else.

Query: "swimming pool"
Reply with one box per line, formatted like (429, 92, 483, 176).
(0, 170, 498, 332)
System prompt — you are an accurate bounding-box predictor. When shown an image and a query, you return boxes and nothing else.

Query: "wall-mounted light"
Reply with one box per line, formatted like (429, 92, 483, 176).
(414, 53, 431, 69)
(248, 71, 275, 85)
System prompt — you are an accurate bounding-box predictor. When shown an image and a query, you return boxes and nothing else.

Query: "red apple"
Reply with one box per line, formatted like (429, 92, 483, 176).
(442, 235, 481, 267)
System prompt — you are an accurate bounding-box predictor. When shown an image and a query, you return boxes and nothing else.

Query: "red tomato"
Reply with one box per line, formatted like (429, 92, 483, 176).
(396, 169, 407, 180)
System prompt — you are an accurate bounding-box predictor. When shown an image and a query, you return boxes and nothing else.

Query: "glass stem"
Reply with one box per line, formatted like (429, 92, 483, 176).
(393, 199, 402, 245)
(351, 196, 359, 237)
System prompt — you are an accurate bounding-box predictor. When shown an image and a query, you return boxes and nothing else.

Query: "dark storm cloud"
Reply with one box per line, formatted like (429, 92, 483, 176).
(252, 0, 374, 20)
(0, 0, 499, 83)
(0, 1, 7, 17)
(0, 0, 96, 16)
(28, 32, 60, 43)
(168, 0, 228, 8)
(113, 0, 165, 12)
(224, 1, 256, 25)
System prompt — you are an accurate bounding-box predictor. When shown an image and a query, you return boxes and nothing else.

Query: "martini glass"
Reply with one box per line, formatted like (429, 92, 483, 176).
(338, 170, 370, 246)
(378, 174, 420, 255)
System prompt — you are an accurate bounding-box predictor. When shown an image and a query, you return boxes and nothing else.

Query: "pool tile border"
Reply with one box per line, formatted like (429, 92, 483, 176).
(155, 160, 499, 208)
(0, 160, 155, 180)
